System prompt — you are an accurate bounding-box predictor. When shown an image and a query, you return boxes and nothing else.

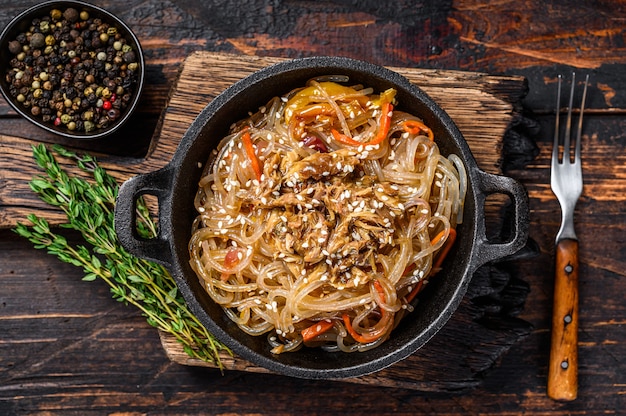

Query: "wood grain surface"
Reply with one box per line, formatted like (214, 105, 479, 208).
(1, 0, 626, 414)
(0, 51, 533, 392)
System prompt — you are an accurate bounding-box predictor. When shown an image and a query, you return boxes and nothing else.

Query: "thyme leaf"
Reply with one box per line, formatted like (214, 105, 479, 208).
(14, 144, 230, 368)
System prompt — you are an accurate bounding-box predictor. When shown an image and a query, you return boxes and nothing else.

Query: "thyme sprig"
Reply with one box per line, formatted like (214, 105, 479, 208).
(14, 144, 230, 368)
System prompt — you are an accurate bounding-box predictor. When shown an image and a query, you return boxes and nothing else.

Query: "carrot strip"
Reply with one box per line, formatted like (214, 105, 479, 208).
(342, 280, 392, 344)
(402, 119, 434, 141)
(330, 102, 394, 147)
(369, 102, 393, 145)
(301, 319, 334, 342)
(242, 130, 263, 181)
(405, 280, 425, 304)
(331, 128, 362, 146)
(405, 228, 457, 303)
(430, 228, 457, 275)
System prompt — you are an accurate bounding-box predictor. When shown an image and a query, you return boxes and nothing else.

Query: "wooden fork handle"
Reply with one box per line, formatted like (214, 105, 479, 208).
(547, 238, 579, 401)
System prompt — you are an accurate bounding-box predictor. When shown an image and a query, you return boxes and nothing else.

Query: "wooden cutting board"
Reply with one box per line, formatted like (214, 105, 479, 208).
(0, 52, 533, 392)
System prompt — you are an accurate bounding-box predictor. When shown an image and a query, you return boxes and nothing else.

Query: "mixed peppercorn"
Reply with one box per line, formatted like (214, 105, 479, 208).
(4, 7, 140, 134)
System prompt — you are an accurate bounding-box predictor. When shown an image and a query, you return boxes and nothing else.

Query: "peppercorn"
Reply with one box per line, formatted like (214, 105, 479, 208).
(50, 9, 62, 21)
(8, 40, 21, 54)
(30, 33, 45, 48)
(63, 8, 79, 23)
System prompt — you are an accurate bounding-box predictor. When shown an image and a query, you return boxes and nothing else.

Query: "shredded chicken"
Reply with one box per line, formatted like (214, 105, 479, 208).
(240, 148, 414, 288)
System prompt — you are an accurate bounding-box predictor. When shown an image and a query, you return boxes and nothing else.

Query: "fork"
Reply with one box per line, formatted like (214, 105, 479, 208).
(547, 73, 589, 401)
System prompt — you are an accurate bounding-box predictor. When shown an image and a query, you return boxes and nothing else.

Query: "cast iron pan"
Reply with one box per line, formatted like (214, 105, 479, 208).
(115, 56, 530, 379)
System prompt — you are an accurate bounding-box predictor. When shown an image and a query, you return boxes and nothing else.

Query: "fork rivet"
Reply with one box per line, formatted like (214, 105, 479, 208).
(564, 264, 574, 274)
(561, 360, 569, 370)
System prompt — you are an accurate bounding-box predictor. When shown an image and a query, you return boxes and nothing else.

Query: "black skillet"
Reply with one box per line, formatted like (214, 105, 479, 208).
(114, 56, 529, 379)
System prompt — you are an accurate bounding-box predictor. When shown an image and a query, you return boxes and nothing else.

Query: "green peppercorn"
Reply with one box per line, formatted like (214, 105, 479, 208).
(127, 62, 138, 71)
(84, 86, 94, 96)
(16, 94, 25, 103)
(60, 114, 71, 124)
(33, 88, 43, 98)
(44, 46, 54, 55)
(39, 21, 50, 33)
(83, 120, 95, 132)
(45, 35, 55, 46)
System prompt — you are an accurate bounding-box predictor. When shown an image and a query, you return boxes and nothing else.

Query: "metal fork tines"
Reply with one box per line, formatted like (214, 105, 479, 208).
(547, 73, 589, 401)
(551, 73, 589, 242)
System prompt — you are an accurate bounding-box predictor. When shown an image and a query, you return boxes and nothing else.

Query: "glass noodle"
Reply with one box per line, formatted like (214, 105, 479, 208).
(189, 78, 467, 353)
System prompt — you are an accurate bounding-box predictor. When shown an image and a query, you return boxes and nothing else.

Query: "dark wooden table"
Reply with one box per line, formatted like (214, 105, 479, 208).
(2, 1, 625, 414)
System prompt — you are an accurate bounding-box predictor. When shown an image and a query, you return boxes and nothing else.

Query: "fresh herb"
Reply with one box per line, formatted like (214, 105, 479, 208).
(14, 144, 230, 368)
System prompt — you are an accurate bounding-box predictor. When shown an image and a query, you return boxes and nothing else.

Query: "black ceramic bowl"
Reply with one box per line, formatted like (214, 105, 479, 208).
(115, 56, 529, 379)
(0, 0, 144, 139)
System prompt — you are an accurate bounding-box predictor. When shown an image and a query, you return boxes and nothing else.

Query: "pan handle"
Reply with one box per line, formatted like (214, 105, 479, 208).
(473, 170, 530, 266)
(114, 167, 174, 267)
